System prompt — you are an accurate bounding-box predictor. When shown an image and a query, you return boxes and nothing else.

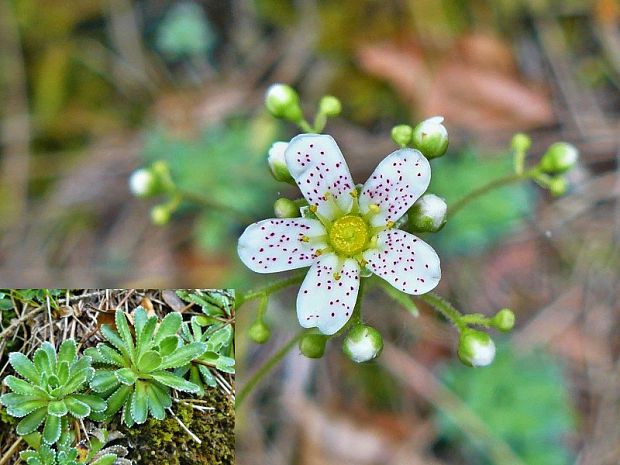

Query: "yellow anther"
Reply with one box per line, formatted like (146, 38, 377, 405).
(309, 205, 318, 213)
(322, 192, 331, 201)
(359, 258, 368, 268)
(349, 189, 359, 198)
(315, 249, 323, 256)
(333, 272, 341, 281)
(386, 220, 395, 229)
(368, 204, 380, 214)
(301, 235, 310, 242)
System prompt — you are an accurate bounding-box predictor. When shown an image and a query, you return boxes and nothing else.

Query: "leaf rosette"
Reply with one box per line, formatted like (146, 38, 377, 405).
(0, 340, 104, 444)
(85, 307, 207, 426)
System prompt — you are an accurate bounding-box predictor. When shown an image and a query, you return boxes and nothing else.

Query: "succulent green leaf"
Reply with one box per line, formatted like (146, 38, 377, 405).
(57, 339, 77, 365)
(137, 351, 162, 373)
(114, 368, 138, 386)
(206, 325, 233, 352)
(40, 342, 58, 373)
(8, 352, 40, 384)
(96, 344, 126, 367)
(64, 397, 91, 419)
(103, 385, 132, 418)
(16, 408, 48, 435)
(114, 310, 135, 358)
(83, 347, 109, 364)
(47, 400, 68, 417)
(42, 414, 61, 444)
(154, 312, 182, 344)
(3, 375, 36, 395)
(62, 367, 94, 395)
(133, 306, 148, 336)
(33, 348, 52, 376)
(198, 364, 217, 387)
(90, 370, 120, 393)
(131, 380, 148, 424)
(151, 371, 200, 393)
(158, 335, 180, 357)
(57, 361, 70, 385)
(122, 401, 134, 428)
(145, 383, 166, 420)
(71, 394, 106, 413)
(5, 397, 49, 418)
(90, 454, 118, 465)
(189, 365, 204, 396)
(159, 342, 207, 370)
(136, 316, 157, 358)
(150, 382, 173, 410)
(101, 325, 130, 359)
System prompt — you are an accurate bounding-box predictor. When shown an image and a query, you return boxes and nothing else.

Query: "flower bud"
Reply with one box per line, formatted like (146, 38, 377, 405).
(274, 198, 300, 218)
(549, 177, 568, 197)
(299, 333, 328, 359)
(265, 84, 303, 122)
(267, 141, 295, 184)
(248, 321, 271, 344)
(391, 124, 413, 148)
(539, 142, 578, 174)
(411, 116, 449, 159)
(511, 133, 531, 153)
(151, 205, 171, 226)
(457, 330, 495, 367)
(408, 193, 448, 233)
(342, 324, 383, 363)
(129, 168, 158, 198)
(319, 95, 342, 117)
(492, 308, 515, 332)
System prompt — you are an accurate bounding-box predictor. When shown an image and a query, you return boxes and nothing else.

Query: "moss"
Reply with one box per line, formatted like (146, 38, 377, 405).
(122, 388, 234, 465)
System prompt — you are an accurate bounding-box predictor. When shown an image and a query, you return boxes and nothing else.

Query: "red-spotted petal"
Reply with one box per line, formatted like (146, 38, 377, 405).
(297, 253, 360, 335)
(284, 134, 355, 221)
(363, 229, 440, 294)
(359, 148, 431, 227)
(238, 218, 327, 273)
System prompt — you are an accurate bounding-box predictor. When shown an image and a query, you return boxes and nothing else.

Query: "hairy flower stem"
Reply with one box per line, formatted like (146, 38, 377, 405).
(448, 170, 535, 219)
(238, 272, 306, 307)
(236, 330, 305, 407)
(418, 293, 466, 331)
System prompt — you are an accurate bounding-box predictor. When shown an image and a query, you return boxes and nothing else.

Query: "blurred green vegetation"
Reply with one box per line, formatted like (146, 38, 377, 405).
(428, 150, 533, 256)
(437, 344, 576, 465)
(141, 117, 280, 252)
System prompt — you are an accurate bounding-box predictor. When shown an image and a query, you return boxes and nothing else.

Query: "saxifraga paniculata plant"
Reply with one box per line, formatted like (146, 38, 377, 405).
(20, 429, 131, 465)
(0, 340, 106, 444)
(85, 307, 208, 426)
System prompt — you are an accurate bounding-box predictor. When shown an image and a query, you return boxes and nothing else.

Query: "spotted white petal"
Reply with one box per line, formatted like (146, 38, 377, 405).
(297, 253, 360, 335)
(238, 218, 327, 273)
(359, 148, 431, 227)
(363, 229, 440, 294)
(284, 134, 355, 221)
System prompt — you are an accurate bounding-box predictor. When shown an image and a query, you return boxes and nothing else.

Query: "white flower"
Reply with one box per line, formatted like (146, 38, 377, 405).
(238, 134, 441, 335)
(129, 169, 156, 197)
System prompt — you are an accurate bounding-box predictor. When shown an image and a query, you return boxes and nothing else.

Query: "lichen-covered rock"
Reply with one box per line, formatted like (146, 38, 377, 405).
(121, 388, 234, 465)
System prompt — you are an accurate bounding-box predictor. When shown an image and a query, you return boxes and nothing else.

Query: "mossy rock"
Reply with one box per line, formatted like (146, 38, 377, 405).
(122, 388, 234, 465)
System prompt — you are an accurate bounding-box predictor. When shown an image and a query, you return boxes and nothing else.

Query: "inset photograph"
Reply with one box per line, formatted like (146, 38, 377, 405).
(0, 289, 235, 465)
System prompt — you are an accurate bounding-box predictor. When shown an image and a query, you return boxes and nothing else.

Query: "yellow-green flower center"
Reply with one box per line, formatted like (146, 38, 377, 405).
(328, 215, 369, 256)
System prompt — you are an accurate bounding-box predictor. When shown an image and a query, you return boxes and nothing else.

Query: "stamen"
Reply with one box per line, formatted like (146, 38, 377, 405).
(349, 189, 360, 215)
(309, 203, 333, 229)
(300, 235, 310, 243)
(333, 272, 341, 281)
(386, 220, 395, 229)
(322, 192, 345, 218)
(362, 203, 380, 222)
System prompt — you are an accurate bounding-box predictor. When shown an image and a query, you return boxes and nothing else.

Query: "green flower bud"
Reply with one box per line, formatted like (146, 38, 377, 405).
(411, 116, 449, 159)
(151, 205, 171, 225)
(511, 133, 531, 153)
(408, 193, 447, 233)
(492, 308, 515, 332)
(248, 320, 271, 344)
(129, 168, 158, 198)
(539, 142, 578, 174)
(319, 95, 342, 117)
(343, 324, 383, 363)
(274, 198, 300, 218)
(457, 330, 495, 367)
(299, 333, 328, 359)
(268, 141, 295, 184)
(265, 84, 303, 122)
(391, 124, 413, 148)
(549, 176, 568, 197)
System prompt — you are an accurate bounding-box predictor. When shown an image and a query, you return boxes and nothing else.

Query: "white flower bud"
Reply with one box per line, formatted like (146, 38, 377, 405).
(129, 168, 157, 198)
(343, 325, 383, 363)
(409, 193, 447, 232)
(411, 116, 449, 159)
(540, 142, 578, 174)
(267, 142, 295, 184)
(265, 84, 303, 122)
(458, 330, 496, 367)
